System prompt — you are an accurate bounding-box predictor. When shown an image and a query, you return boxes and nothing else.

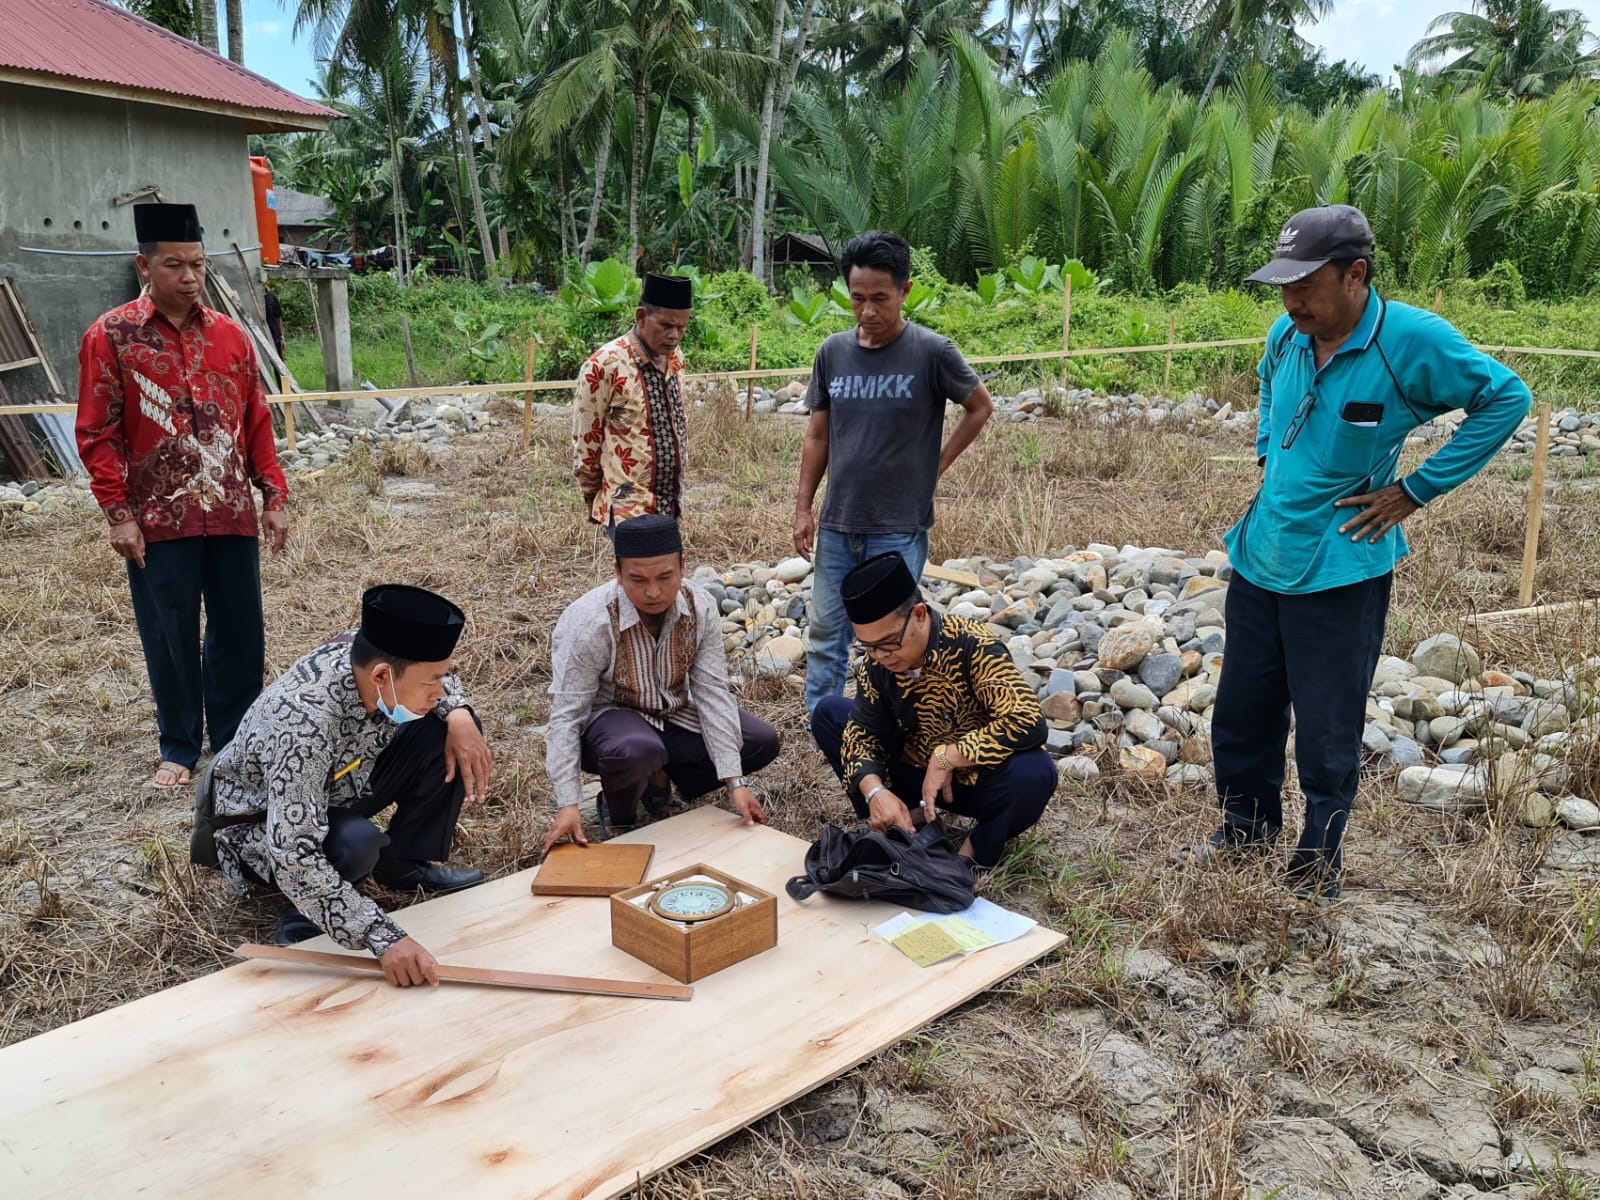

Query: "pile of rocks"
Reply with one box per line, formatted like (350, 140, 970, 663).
(273, 391, 497, 471)
(1412, 405, 1600, 459)
(708, 545, 1599, 829)
(0, 477, 96, 516)
(727, 377, 1264, 432)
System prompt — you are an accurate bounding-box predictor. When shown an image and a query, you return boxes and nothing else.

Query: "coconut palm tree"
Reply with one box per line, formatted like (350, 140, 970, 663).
(1407, 0, 1600, 99)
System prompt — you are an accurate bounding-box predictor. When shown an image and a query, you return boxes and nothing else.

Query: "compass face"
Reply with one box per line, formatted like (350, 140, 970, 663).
(651, 883, 733, 921)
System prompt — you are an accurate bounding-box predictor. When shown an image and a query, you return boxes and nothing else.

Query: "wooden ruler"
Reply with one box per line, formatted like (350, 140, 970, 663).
(234, 943, 693, 1001)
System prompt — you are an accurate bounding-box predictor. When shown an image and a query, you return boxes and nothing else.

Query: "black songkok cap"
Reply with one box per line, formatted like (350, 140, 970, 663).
(360, 585, 465, 662)
(641, 272, 693, 309)
(133, 203, 204, 245)
(613, 514, 683, 560)
(841, 553, 919, 625)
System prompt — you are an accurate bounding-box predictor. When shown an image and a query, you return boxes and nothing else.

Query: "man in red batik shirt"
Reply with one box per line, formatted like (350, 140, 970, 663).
(75, 203, 289, 789)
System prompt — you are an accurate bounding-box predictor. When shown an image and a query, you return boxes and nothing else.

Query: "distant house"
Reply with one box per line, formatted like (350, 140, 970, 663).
(0, 0, 336, 411)
(771, 232, 838, 283)
(273, 186, 340, 253)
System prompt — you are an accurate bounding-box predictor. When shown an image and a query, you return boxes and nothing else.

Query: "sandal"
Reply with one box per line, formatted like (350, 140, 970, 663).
(150, 760, 193, 789)
(640, 783, 689, 822)
(594, 794, 637, 842)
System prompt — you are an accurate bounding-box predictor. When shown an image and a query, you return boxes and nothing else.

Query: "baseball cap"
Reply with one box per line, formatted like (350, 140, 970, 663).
(1246, 205, 1375, 285)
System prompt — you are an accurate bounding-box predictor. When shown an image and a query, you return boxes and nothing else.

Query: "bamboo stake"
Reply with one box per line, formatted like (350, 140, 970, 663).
(1163, 313, 1177, 392)
(1518, 402, 1552, 607)
(1059, 274, 1072, 388)
(281, 374, 296, 454)
(234, 943, 693, 1000)
(744, 324, 760, 422)
(401, 313, 420, 387)
(522, 338, 538, 448)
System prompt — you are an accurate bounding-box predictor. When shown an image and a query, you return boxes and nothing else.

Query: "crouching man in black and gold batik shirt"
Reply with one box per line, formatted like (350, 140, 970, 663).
(809, 552, 1058, 868)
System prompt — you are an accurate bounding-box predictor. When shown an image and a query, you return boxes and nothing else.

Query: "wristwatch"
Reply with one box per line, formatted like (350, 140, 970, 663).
(726, 776, 750, 791)
(932, 745, 953, 772)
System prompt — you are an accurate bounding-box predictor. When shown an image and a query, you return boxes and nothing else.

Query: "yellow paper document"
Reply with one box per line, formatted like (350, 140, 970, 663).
(887, 921, 966, 967)
(936, 917, 997, 954)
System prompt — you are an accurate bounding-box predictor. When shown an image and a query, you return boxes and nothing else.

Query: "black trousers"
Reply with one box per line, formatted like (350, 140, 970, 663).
(240, 713, 471, 892)
(579, 708, 781, 827)
(810, 695, 1058, 868)
(1211, 569, 1393, 887)
(126, 535, 264, 769)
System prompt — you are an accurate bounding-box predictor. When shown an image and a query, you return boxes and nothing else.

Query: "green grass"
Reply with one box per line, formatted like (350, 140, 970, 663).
(274, 270, 1600, 403)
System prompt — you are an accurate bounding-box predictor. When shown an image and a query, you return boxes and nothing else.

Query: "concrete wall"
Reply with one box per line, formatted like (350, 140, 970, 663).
(0, 82, 263, 400)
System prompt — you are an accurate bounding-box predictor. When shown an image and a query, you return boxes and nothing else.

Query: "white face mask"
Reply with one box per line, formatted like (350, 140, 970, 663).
(374, 667, 424, 725)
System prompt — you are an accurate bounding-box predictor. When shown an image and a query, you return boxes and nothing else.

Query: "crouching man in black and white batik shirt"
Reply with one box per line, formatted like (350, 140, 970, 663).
(192, 585, 494, 987)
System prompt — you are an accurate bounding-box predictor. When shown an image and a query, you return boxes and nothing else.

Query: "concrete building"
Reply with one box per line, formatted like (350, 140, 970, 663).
(0, 0, 337, 404)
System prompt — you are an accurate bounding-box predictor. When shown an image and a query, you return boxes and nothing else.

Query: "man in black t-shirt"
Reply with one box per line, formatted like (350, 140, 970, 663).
(792, 231, 993, 713)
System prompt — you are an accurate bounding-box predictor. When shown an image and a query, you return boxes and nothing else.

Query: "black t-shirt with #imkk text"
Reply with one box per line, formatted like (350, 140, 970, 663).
(804, 321, 979, 534)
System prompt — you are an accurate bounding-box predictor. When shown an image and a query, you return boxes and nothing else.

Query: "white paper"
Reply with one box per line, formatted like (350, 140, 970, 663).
(872, 897, 1035, 953)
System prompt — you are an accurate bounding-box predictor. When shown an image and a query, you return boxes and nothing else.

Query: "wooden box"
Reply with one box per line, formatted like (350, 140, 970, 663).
(531, 843, 654, 896)
(610, 863, 778, 984)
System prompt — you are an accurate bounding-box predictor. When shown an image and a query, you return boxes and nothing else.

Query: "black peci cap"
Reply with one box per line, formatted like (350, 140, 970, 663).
(641, 272, 693, 309)
(841, 553, 919, 625)
(360, 585, 465, 662)
(133, 203, 204, 245)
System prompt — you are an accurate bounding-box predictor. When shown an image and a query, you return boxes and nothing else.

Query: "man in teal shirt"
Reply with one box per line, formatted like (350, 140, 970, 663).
(1180, 205, 1530, 901)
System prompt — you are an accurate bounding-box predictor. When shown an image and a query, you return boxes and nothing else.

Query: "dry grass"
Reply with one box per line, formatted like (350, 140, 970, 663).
(3, 402, 1600, 1195)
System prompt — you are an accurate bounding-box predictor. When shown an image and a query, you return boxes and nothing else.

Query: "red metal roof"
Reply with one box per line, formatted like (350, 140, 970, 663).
(0, 0, 337, 131)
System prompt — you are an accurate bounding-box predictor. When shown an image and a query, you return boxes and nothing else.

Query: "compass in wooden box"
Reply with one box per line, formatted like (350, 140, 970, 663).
(610, 863, 777, 983)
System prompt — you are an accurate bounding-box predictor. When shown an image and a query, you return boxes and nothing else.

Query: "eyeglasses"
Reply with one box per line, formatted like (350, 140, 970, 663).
(1281, 390, 1317, 450)
(855, 609, 915, 658)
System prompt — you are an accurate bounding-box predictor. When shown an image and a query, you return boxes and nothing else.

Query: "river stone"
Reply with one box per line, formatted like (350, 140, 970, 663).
(1041, 692, 1081, 724)
(1137, 653, 1184, 697)
(1098, 625, 1156, 670)
(757, 635, 806, 667)
(1165, 763, 1212, 789)
(1522, 700, 1570, 738)
(1125, 709, 1163, 743)
(775, 556, 812, 584)
(1428, 714, 1467, 747)
(1411, 634, 1483, 684)
(1109, 678, 1158, 710)
(1119, 745, 1166, 782)
(1524, 793, 1557, 828)
(1387, 735, 1425, 768)
(1044, 667, 1076, 697)
(1058, 755, 1100, 783)
(1397, 764, 1489, 810)
(1555, 795, 1600, 830)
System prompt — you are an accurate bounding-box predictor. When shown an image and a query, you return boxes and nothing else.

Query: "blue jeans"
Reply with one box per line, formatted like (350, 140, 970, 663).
(804, 528, 930, 713)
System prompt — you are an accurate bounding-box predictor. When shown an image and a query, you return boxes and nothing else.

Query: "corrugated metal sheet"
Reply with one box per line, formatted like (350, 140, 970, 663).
(0, 0, 336, 130)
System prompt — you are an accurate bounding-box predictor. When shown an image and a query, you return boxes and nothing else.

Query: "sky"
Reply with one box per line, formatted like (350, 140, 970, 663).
(235, 0, 1600, 97)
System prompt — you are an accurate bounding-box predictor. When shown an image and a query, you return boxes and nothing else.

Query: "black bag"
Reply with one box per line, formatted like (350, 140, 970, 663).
(786, 820, 975, 914)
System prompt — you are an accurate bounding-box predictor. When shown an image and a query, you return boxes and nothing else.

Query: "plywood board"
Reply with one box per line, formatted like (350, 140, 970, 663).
(531, 842, 655, 895)
(0, 808, 1064, 1199)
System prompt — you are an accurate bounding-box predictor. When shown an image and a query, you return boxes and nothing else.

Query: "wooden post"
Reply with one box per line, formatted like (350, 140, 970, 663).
(401, 313, 420, 387)
(280, 374, 297, 454)
(1059, 273, 1072, 387)
(1433, 288, 1443, 315)
(1517, 402, 1552, 607)
(744, 324, 760, 422)
(522, 338, 537, 449)
(1163, 313, 1177, 393)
